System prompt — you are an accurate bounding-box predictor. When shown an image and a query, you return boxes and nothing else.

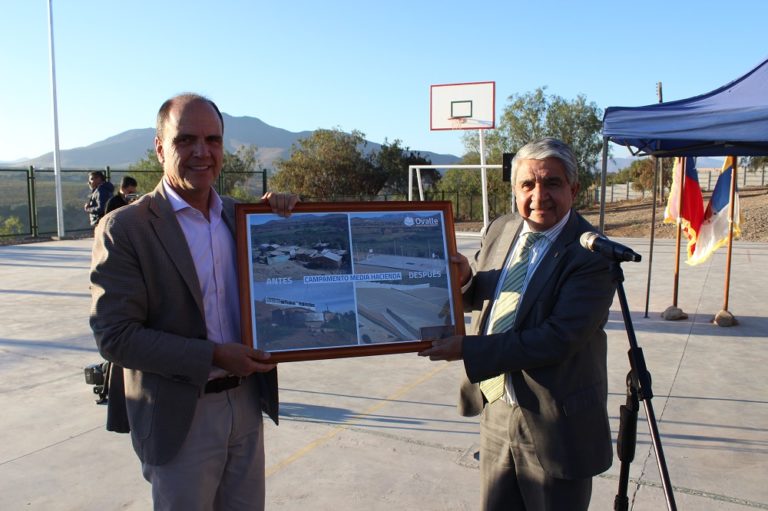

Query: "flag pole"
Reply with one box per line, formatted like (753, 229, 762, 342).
(672, 158, 685, 307)
(662, 157, 688, 320)
(715, 156, 738, 326)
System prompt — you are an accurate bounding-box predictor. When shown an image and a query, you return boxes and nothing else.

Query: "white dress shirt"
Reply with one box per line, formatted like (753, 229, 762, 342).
(163, 180, 240, 375)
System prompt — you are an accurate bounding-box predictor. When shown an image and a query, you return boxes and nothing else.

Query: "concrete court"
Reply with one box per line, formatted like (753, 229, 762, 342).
(0, 233, 766, 510)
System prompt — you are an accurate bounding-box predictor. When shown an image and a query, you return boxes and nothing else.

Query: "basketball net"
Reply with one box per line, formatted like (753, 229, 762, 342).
(450, 116, 468, 130)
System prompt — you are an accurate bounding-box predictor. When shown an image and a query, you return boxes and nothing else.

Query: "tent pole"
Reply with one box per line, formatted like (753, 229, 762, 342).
(644, 156, 660, 318)
(644, 83, 664, 318)
(599, 138, 608, 233)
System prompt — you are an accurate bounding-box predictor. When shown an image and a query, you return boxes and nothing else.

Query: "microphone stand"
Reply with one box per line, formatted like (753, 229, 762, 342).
(612, 262, 677, 511)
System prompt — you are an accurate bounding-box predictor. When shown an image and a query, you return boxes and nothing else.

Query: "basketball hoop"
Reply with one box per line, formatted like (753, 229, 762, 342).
(430, 82, 495, 131)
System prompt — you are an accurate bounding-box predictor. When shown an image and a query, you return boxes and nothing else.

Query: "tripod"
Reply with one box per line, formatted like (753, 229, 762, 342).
(613, 262, 677, 511)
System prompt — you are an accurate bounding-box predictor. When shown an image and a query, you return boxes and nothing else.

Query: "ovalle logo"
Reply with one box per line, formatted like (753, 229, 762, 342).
(403, 215, 439, 227)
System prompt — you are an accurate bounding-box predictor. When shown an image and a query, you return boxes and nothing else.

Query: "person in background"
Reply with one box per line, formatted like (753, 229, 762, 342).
(84, 170, 114, 226)
(420, 137, 617, 511)
(90, 92, 298, 511)
(105, 175, 139, 213)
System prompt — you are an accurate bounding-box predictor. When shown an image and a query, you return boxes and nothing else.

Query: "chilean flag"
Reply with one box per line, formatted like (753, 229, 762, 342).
(664, 157, 704, 259)
(688, 157, 741, 266)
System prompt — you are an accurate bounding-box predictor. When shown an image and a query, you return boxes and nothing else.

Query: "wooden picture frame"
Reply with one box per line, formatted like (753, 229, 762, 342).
(235, 201, 464, 362)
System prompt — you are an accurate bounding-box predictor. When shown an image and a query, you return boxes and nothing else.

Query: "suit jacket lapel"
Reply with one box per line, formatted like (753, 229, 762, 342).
(490, 215, 523, 269)
(221, 197, 237, 237)
(515, 211, 579, 326)
(148, 182, 205, 318)
(476, 215, 522, 332)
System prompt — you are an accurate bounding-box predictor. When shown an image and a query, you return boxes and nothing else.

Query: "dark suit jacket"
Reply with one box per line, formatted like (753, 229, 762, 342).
(90, 181, 279, 466)
(459, 210, 616, 479)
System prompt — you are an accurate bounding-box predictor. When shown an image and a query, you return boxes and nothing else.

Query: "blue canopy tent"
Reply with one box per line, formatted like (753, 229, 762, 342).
(598, 56, 768, 321)
(602, 56, 768, 160)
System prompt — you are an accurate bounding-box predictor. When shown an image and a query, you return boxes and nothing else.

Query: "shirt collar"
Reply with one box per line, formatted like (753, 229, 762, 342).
(520, 210, 571, 243)
(162, 178, 223, 219)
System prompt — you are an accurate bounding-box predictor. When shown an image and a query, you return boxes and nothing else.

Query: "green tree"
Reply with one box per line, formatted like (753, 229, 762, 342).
(626, 158, 655, 192)
(0, 216, 23, 235)
(436, 166, 508, 196)
(461, 87, 604, 202)
(272, 129, 385, 199)
(615, 157, 673, 195)
(744, 156, 768, 173)
(375, 139, 436, 195)
(439, 150, 510, 197)
(221, 145, 263, 200)
(128, 149, 163, 193)
(607, 166, 633, 185)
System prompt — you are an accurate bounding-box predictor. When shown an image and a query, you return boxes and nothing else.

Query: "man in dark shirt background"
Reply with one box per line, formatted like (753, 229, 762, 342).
(84, 171, 114, 226)
(105, 175, 138, 214)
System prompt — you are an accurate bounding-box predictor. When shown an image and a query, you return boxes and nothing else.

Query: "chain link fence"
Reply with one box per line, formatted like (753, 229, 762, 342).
(3, 165, 766, 239)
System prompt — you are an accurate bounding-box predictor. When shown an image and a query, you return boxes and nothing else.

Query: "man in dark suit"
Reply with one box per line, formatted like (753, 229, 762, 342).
(420, 138, 617, 510)
(90, 93, 297, 510)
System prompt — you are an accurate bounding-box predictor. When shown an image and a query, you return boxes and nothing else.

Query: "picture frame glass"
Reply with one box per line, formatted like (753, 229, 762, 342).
(236, 201, 462, 362)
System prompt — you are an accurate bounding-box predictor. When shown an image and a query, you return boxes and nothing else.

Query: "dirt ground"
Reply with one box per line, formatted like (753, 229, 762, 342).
(456, 186, 768, 243)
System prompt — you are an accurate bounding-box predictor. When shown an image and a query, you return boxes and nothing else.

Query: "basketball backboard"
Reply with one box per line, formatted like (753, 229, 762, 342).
(430, 81, 495, 130)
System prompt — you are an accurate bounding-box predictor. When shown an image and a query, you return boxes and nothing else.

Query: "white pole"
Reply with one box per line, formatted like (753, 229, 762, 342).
(408, 165, 413, 201)
(416, 168, 425, 201)
(47, 0, 66, 238)
(478, 129, 489, 231)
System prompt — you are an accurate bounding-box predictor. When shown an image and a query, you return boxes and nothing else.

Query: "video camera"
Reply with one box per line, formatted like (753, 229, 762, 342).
(84, 361, 111, 404)
(124, 193, 141, 203)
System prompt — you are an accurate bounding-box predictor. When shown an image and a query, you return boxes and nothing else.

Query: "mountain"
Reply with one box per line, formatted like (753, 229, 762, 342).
(2, 114, 461, 170)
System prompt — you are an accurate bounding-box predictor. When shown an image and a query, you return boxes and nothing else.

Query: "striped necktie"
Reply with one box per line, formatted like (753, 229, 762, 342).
(479, 232, 543, 404)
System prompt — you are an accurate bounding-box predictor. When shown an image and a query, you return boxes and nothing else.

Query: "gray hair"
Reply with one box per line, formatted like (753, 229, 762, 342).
(511, 137, 578, 185)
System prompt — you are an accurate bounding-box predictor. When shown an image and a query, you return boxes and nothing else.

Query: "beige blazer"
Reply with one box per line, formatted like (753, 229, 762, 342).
(90, 182, 278, 465)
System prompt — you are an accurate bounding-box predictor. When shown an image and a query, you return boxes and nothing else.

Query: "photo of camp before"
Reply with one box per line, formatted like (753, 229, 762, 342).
(246, 212, 352, 281)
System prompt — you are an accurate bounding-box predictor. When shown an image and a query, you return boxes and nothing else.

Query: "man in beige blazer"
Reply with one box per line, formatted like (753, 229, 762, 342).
(421, 138, 617, 510)
(90, 93, 297, 510)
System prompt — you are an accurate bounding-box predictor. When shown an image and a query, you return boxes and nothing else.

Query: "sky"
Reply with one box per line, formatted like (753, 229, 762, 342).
(1, 0, 767, 163)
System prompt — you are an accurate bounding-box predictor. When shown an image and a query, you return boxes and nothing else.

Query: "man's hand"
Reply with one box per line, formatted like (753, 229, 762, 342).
(262, 192, 299, 217)
(418, 335, 464, 361)
(212, 343, 276, 376)
(451, 253, 472, 287)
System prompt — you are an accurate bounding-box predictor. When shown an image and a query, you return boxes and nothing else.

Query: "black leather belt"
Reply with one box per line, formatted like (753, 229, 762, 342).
(204, 376, 243, 394)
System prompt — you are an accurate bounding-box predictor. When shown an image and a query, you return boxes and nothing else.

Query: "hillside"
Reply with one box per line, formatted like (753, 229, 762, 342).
(0, 113, 460, 170)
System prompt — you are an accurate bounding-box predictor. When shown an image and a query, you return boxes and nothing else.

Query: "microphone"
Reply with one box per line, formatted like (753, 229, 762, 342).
(579, 232, 642, 263)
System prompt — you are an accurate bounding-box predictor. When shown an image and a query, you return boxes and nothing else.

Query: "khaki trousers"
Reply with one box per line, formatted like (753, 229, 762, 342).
(142, 376, 266, 511)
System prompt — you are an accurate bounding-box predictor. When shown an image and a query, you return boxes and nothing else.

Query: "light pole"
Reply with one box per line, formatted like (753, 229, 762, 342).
(47, 0, 66, 238)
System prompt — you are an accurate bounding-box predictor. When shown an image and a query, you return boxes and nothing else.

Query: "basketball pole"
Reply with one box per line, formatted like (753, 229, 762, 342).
(479, 128, 490, 232)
